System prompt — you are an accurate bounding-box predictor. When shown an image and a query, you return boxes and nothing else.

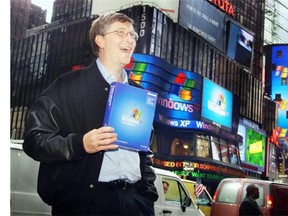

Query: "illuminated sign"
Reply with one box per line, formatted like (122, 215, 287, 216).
(152, 158, 245, 178)
(271, 45, 288, 139)
(249, 140, 263, 154)
(125, 54, 203, 128)
(179, 0, 226, 52)
(226, 21, 254, 68)
(126, 54, 240, 141)
(246, 128, 265, 167)
(237, 118, 266, 172)
(174, 170, 225, 181)
(206, 0, 235, 17)
(201, 78, 233, 131)
(157, 97, 195, 113)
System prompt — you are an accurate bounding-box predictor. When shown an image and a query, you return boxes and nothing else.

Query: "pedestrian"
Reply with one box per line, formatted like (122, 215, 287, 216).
(23, 12, 158, 215)
(239, 184, 263, 216)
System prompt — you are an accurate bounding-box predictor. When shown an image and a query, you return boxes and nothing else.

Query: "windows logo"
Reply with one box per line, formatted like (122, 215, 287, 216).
(131, 108, 142, 120)
(216, 93, 226, 110)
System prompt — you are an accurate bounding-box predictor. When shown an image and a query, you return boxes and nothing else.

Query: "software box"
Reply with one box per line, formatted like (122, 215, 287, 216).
(103, 82, 158, 151)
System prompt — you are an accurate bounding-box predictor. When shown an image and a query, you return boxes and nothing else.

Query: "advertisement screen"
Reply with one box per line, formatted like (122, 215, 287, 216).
(271, 45, 288, 139)
(178, 0, 225, 52)
(126, 54, 203, 129)
(246, 128, 265, 170)
(237, 119, 266, 172)
(226, 21, 254, 68)
(201, 78, 233, 131)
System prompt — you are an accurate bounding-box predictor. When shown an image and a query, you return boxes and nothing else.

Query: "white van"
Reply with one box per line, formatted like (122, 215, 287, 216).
(11, 142, 203, 216)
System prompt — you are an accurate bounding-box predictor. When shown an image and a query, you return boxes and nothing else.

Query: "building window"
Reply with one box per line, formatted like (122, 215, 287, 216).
(229, 143, 239, 165)
(196, 135, 211, 159)
(211, 136, 221, 161)
(219, 139, 230, 163)
(170, 137, 193, 156)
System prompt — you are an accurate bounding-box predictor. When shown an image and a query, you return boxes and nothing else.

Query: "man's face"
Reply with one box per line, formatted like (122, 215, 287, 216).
(252, 187, 259, 200)
(163, 182, 169, 193)
(101, 21, 137, 66)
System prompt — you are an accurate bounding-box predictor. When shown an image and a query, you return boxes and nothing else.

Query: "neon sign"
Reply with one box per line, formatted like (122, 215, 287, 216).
(152, 158, 245, 177)
(206, 0, 235, 17)
(174, 170, 225, 181)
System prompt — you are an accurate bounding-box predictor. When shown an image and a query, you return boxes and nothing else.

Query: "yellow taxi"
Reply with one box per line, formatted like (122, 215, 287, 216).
(182, 179, 212, 216)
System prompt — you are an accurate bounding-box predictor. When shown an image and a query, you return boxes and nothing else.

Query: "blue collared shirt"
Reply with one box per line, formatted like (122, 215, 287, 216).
(96, 58, 141, 183)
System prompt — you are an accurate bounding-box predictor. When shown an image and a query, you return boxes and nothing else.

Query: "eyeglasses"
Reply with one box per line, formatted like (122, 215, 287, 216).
(104, 28, 139, 41)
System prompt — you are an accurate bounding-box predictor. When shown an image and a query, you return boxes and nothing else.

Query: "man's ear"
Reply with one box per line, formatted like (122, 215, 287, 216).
(95, 35, 104, 48)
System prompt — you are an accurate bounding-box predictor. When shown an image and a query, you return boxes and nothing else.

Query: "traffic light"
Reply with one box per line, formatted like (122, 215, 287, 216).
(279, 163, 284, 173)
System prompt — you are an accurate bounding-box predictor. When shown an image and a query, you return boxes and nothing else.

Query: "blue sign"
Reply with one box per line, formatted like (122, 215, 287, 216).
(201, 78, 233, 131)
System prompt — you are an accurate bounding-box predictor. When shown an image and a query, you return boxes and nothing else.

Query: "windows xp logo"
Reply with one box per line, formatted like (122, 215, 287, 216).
(131, 108, 142, 120)
(216, 93, 226, 110)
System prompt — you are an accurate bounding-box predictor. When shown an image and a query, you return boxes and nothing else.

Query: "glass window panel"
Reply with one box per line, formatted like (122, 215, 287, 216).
(196, 135, 211, 158)
(211, 136, 220, 161)
(170, 137, 193, 156)
(162, 178, 181, 204)
(219, 139, 230, 163)
(228, 143, 238, 165)
(241, 183, 265, 207)
(217, 182, 241, 204)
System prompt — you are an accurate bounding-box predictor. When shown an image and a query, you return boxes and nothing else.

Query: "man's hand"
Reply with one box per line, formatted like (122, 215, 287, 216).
(83, 126, 118, 153)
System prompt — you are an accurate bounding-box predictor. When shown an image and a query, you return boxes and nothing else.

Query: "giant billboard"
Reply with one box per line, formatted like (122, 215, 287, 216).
(178, 0, 226, 52)
(125, 54, 203, 129)
(201, 78, 233, 131)
(238, 118, 266, 172)
(91, 0, 179, 22)
(126, 54, 239, 141)
(271, 45, 288, 136)
(271, 45, 288, 152)
(226, 21, 254, 68)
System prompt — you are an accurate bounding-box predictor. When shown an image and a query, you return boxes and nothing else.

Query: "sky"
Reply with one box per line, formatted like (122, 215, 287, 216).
(32, 0, 54, 23)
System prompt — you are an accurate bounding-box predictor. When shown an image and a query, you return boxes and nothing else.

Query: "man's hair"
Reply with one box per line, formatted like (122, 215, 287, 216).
(89, 12, 135, 56)
(246, 184, 258, 197)
(162, 181, 169, 186)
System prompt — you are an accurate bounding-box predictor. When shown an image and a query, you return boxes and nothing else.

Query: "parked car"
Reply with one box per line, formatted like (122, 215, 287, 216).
(181, 179, 212, 216)
(10, 142, 51, 216)
(11, 142, 204, 216)
(210, 178, 288, 216)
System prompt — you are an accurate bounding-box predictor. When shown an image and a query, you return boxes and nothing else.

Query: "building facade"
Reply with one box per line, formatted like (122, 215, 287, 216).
(264, 0, 288, 45)
(11, 0, 47, 41)
(263, 0, 288, 182)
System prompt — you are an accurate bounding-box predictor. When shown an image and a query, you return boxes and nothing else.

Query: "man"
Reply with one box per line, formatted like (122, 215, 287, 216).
(23, 12, 158, 215)
(239, 184, 263, 216)
(162, 181, 170, 194)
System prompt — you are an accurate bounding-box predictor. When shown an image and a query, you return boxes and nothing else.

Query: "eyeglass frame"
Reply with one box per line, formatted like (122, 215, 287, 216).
(103, 28, 139, 41)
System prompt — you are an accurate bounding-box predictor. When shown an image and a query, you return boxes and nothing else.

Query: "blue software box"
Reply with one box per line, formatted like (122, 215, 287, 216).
(103, 82, 158, 151)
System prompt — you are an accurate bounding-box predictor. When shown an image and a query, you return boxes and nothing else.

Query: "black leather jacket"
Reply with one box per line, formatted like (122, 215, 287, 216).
(23, 60, 158, 214)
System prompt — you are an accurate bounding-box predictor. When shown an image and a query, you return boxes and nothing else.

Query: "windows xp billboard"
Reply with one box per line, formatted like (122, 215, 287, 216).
(201, 78, 233, 131)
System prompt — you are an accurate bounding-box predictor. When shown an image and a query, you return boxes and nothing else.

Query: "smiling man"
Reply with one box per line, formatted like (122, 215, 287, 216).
(23, 13, 158, 215)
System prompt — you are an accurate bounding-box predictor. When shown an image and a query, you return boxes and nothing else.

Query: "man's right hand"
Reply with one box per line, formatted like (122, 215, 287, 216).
(83, 126, 118, 153)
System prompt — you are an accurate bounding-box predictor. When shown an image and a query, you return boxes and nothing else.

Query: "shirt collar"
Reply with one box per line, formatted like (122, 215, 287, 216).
(96, 58, 128, 84)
